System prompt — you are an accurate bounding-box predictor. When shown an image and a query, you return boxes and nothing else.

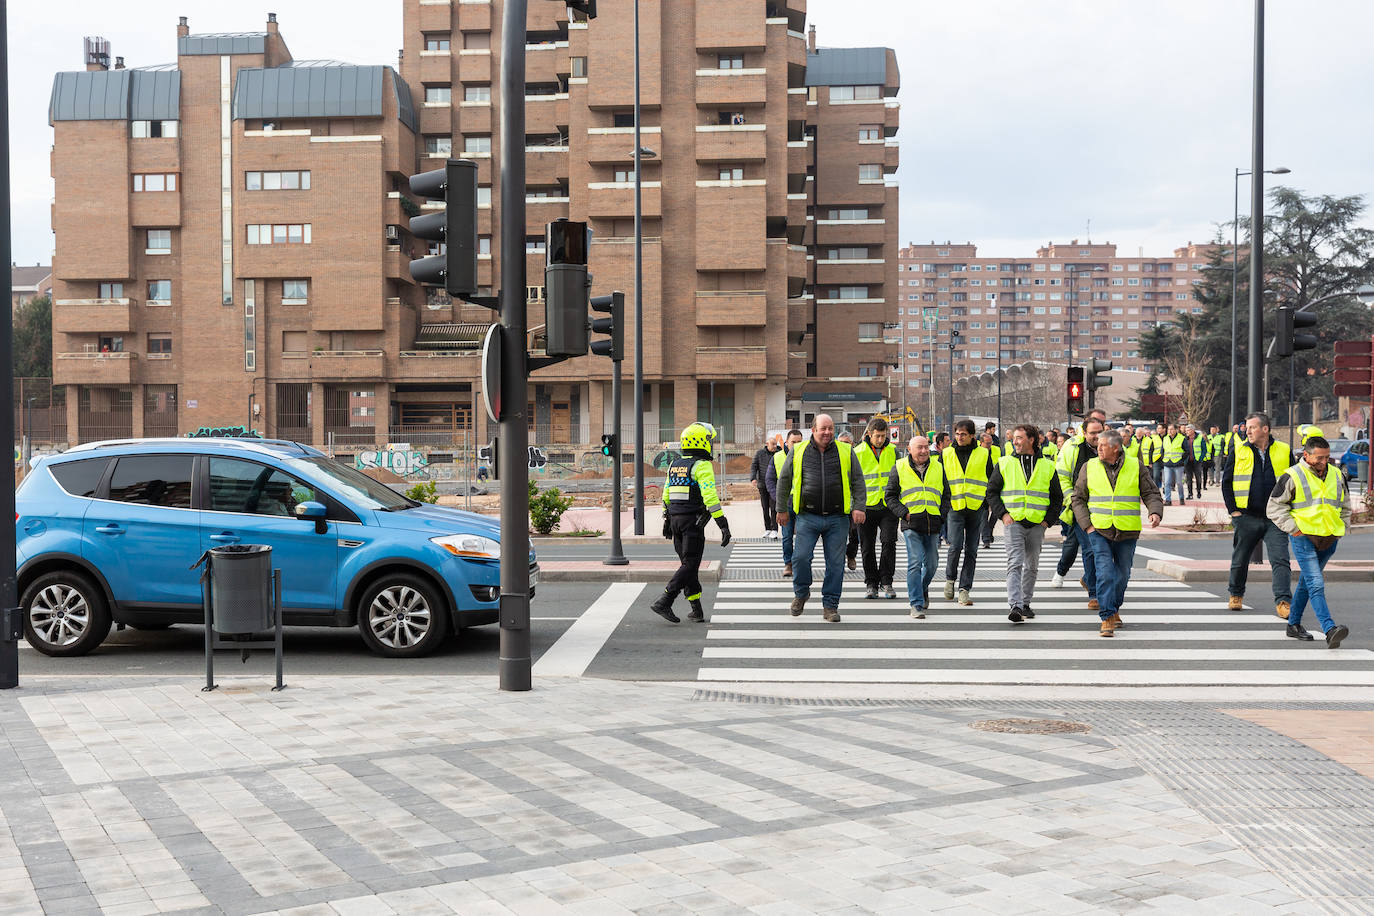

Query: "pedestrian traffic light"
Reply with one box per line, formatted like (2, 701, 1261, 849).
(1067, 366, 1085, 415)
(408, 159, 479, 299)
(544, 218, 592, 357)
(600, 433, 616, 457)
(590, 291, 624, 362)
(564, 0, 597, 18)
(1275, 306, 1319, 357)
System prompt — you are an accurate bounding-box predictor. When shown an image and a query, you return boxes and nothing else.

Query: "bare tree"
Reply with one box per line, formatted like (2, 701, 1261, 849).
(1156, 317, 1218, 429)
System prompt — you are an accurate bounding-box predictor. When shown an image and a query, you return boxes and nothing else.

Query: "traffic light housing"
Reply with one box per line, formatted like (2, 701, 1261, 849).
(544, 219, 592, 356)
(1066, 366, 1085, 416)
(600, 433, 616, 457)
(1275, 306, 1318, 357)
(408, 159, 479, 299)
(1086, 358, 1113, 392)
(590, 291, 624, 362)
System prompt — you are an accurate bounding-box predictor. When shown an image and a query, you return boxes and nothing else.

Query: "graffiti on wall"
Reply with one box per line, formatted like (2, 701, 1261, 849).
(186, 426, 262, 439)
(356, 449, 429, 476)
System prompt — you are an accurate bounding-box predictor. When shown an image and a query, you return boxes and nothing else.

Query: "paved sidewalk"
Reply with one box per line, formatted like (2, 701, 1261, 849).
(3, 676, 1373, 914)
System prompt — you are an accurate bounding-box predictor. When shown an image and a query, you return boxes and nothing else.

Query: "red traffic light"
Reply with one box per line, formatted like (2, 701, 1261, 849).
(1069, 381, 1082, 398)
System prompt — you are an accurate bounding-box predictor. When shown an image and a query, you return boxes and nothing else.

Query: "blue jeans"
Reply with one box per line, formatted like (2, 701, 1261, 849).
(792, 513, 850, 609)
(1162, 466, 1184, 502)
(780, 516, 795, 566)
(1287, 534, 1338, 633)
(1085, 531, 1138, 619)
(1056, 521, 1096, 598)
(903, 529, 941, 609)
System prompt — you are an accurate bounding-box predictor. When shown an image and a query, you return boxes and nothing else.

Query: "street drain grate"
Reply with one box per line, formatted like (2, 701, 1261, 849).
(970, 717, 1091, 735)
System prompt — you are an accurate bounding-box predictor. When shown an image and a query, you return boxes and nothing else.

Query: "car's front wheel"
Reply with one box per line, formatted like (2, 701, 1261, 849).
(357, 573, 450, 658)
(22, 570, 112, 657)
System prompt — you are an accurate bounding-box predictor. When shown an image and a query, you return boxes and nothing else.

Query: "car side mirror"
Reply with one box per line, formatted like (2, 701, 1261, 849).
(295, 501, 328, 534)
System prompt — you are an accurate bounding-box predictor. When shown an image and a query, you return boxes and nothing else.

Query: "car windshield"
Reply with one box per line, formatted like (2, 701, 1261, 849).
(285, 457, 419, 511)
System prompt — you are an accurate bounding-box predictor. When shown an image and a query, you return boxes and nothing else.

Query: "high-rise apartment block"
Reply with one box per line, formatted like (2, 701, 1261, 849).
(47, 5, 899, 448)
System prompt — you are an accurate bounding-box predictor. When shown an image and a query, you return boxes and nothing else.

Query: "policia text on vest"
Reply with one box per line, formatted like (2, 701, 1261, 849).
(650, 422, 731, 624)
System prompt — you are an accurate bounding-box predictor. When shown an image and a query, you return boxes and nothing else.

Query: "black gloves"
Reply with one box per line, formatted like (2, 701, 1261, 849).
(662, 514, 672, 539)
(715, 516, 732, 547)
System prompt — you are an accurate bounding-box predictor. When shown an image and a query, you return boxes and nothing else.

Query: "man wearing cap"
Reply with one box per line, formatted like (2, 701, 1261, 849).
(1222, 412, 1293, 617)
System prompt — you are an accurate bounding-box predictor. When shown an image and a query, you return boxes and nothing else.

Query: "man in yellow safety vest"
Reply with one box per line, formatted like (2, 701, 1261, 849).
(1222, 412, 1294, 617)
(986, 424, 1063, 624)
(884, 434, 951, 618)
(941, 419, 996, 607)
(855, 418, 900, 599)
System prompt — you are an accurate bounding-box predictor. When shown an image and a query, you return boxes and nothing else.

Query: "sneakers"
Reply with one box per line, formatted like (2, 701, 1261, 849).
(790, 595, 806, 617)
(782, 563, 793, 577)
(687, 599, 705, 623)
(943, 580, 956, 601)
(865, 585, 879, 600)
(1275, 600, 1291, 620)
(883, 585, 897, 600)
(1008, 607, 1024, 623)
(1227, 595, 1244, 611)
(823, 608, 841, 623)
(847, 556, 857, 571)
(957, 588, 973, 606)
(1022, 606, 1036, 619)
(1286, 624, 1314, 641)
(1109, 612, 1122, 629)
(1051, 573, 1065, 589)
(1087, 598, 1100, 611)
(1099, 618, 1117, 637)
(769, 529, 780, 540)
(650, 593, 680, 624)
(909, 605, 926, 619)
(1326, 624, 1350, 649)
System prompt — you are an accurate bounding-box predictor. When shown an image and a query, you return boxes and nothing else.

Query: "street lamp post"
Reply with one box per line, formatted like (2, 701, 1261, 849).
(947, 330, 960, 430)
(1232, 165, 1290, 430)
(631, 0, 646, 535)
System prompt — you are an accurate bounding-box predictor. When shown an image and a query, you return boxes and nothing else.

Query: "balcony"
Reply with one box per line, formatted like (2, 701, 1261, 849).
(309, 350, 385, 380)
(525, 146, 569, 185)
(695, 291, 767, 326)
(418, 53, 452, 85)
(458, 103, 492, 134)
(584, 127, 661, 164)
(695, 70, 767, 107)
(787, 140, 809, 176)
(54, 352, 137, 386)
(694, 124, 767, 162)
(695, 346, 767, 377)
(525, 94, 569, 135)
(417, 0, 453, 32)
(526, 196, 571, 229)
(696, 185, 765, 270)
(419, 105, 452, 136)
(129, 191, 181, 228)
(53, 298, 135, 334)
(457, 50, 491, 83)
(392, 350, 482, 381)
(696, 0, 766, 47)
(815, 258, 886, 286)
(586, 182, 661, 218)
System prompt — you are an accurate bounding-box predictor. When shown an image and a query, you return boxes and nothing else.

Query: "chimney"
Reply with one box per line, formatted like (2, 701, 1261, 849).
(114, 56, 125, 70)
(398, 48, 405, 68)
(84, 36, 111, 71)
(177, 16, 189, 38)
(807, 24, 817, 54)
(266, 12, 278, 33)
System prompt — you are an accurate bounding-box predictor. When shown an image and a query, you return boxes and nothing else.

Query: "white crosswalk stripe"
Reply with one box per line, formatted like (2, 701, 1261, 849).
(703, 540, 1374, 686)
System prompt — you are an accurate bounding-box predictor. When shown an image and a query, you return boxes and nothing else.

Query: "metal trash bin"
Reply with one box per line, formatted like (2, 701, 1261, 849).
(208, 545, 274, 633)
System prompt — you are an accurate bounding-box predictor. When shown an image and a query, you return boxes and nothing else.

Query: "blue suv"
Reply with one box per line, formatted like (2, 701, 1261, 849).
(16, 438, 536, 658)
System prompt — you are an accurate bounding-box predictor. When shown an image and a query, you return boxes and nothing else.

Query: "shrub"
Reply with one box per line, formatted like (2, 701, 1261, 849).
(405, 480, 439, 504)
(529, 480, 575, 535)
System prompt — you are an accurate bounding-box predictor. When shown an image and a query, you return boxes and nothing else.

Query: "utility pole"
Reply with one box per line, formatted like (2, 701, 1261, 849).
(1246, 0, 1265, 413)
(0, 4, 16, 690)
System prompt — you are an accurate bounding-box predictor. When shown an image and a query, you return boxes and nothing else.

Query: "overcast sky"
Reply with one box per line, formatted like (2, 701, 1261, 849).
(10, 0, 1374, 267)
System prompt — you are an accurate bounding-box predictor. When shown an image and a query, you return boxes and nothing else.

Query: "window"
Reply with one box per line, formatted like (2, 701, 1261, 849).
(477, 186, 491, 207)
(857, 364, 882, 377)
(282, 330, 308, 353)
(827, 247, 868, 260)
(424, 34, 451, 51)
(464, 135, 492, 154)
(283, 279, 309, 304)
(571, 56, 587, 78)
(837, 286, 869, 299)
(132, 173, 176, 192)
(245, 170, 310, 191)
(717, 55, 744, 69)
(478, 237, 492, 255)
(827, 208, 869, 220)
(207, 458, 322, 518)
(425, 136, 452, 156)
(858, 125, 881, 141)
(147, 334, 172, 356)
(614, 169, 631, 182)
(49, 458, 108, 499)
(147, 280, 170, 303)
(108, 455, 193, 509)
(858, 164, 882, 182)
(131, 120, 178, 138)
(98, 335, 124, 353)
(718, 166, 744, 181)
(99, 282, 124, 299)
(464, 85, 490, 103)
(424, 86, 452, 104)
(247, 224, 311, 245)
(830, 85, 881, 101)
(464, 32, 491, 49)
(858, 322, 882, 339)
(146, 229, 171, 253)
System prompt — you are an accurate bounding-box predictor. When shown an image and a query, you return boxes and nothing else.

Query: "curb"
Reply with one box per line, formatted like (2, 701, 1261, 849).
(1146, 559, 1374, 583)
(538, 560, 721, 583)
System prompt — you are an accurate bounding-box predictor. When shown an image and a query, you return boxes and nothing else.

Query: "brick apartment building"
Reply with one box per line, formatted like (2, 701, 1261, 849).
(49, 19, 421, 445)
(12, 264, 53, 310)
(401, 0, 900, 444)
(48, 5, 899, 450)
(895, 240, 1220, 424)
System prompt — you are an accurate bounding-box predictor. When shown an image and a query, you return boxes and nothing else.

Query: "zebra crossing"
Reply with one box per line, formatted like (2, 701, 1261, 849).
(702, 539, 1374, 686)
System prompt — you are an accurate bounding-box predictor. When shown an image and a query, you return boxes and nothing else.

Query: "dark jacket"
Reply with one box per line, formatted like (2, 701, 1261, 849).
(764, 446, 784, 502)
(1071, 454, 1164, 541)
(1222, 437, 1285, 519)
(883, 455, 951, 534)
(749, 446, 775, 485)
(777, 438, 866, 517)
(985, 452, 1064, 528)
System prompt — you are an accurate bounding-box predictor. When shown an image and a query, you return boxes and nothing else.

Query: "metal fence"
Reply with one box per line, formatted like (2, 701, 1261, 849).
(14, 378, 66, 446)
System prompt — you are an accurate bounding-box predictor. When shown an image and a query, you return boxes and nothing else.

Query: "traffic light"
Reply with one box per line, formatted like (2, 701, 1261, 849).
(544, 219, 592, 357)
(600, 433, 616, 457)
(1067, 366, 1085, 416)
(564, 0, 597, 18)
(590, 291, 624, 362)
(1275, 306, 1318, 357)
(1086, 358, 1113, 392)
(408, 159, 479, 299)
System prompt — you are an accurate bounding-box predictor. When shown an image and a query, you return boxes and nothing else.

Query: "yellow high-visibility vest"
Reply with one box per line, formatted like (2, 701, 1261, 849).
(1232, 439, 1292, 509)
(855, 441, 898, 508)
(1085, 456, 1143, 532)
(895, 459, 944, 518)
(997, 454, 1057, 524)
(789, 440, 854, 515)
(1283, 463, 1345, 537)
(941, 445, 992, 511)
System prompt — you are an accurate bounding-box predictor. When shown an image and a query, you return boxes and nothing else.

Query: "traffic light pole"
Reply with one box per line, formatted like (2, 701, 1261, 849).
(0, 6, 18, 690)
(606, 358, 628, 565)
(498, 0, 531, 692)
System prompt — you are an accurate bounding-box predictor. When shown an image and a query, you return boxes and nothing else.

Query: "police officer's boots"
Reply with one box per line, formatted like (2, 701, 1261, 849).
(687, 599, 706, 623)
(650, 590, 680, 623)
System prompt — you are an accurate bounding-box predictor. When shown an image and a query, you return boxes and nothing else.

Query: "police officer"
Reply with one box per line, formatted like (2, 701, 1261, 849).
(855, 418, 900, 599)
(651, 422, 731, 623)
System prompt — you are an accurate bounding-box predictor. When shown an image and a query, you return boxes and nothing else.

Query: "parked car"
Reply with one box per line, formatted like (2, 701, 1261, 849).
(16, 437, 536, 658)
(1338, 439, 1368, 480)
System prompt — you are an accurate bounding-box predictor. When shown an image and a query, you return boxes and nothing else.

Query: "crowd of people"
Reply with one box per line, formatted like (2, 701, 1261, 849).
(653, 411, 1353, 648)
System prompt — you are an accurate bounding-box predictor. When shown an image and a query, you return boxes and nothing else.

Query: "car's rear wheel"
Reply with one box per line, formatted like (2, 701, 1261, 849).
(23, 570, 112, 657)
(357, 573, 450, 658)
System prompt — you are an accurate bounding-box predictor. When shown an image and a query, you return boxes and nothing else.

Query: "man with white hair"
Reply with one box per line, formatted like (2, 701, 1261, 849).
(884, 434, 950, 618)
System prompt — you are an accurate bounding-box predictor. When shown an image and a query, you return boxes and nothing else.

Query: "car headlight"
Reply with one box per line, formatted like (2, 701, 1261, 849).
(431, 534, 500, 560)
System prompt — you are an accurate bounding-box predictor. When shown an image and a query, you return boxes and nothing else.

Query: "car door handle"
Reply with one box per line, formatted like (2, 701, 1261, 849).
(210, 533, 241, 543)
(95, 524, 124, 535)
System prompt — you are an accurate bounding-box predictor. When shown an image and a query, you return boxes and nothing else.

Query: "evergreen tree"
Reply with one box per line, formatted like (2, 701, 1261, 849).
(12, 294, 51, 379)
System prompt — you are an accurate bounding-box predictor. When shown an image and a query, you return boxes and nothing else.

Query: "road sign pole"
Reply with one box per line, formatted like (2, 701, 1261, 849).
(606, 360, 627, 565)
